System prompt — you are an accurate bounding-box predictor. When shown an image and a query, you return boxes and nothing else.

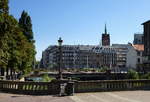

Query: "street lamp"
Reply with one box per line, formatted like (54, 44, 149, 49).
(57, 37, 75, 96)
(58, 37, 63, 80)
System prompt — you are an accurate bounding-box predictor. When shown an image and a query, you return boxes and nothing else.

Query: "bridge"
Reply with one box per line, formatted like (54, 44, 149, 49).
(31, 72, 127, 80)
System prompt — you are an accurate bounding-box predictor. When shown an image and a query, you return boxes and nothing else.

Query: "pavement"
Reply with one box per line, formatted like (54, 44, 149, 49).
(0, 91, 150, 102)
(0, 93, 74, 102)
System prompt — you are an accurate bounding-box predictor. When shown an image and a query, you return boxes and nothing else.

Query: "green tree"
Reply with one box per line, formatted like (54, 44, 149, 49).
(18, 11, 36, 74)
(0, 14, 10, 70)
(19, 11, 33, 41)
(0, 13, 28, 75)
(0, 0, 9, 14)
(0, 0, 12, 75)
(0, 1, 36, 76)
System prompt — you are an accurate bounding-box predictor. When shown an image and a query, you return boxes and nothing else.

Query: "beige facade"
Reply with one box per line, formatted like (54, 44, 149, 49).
(41, 45, 117, 69)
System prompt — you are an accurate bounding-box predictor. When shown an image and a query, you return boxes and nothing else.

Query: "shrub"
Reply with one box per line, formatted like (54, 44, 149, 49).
(42, 74, 55, 82)
(99, 66, 109, 72)
(141, 72, 150, 79)
(127, 69, 139, 79)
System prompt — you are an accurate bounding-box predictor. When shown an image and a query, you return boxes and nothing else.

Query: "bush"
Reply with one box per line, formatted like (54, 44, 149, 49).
(98, 66, 109, 72)
(141, 72, 150, 79)
(127, 69, 139, 79)
(42, 74, 55, 82)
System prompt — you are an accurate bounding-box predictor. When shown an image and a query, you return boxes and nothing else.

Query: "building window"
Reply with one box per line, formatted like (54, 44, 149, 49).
(137, 58, 140, 63)
(137, 51, 140, 56)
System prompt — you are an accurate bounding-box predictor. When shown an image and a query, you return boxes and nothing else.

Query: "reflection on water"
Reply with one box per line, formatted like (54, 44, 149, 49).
(26, 77, 43, 82)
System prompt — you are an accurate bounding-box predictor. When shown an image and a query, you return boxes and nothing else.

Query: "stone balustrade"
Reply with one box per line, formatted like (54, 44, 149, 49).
(0, 80, 59, 95)
(75, 79, 150, 93)
(0, 79, 150, 95)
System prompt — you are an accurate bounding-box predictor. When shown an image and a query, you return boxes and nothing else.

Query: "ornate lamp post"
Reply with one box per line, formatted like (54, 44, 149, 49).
(58, 37, 63, 80)
(57, 37, 74, 96)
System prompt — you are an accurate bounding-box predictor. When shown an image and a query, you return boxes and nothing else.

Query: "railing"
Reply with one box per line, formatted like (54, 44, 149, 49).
(0, 80, 59, 95)
(75, 80, 150, 93)
(0, 79, 150, 95)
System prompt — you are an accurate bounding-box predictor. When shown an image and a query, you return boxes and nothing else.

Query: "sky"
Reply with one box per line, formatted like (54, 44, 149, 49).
(9, 0, 150, 60)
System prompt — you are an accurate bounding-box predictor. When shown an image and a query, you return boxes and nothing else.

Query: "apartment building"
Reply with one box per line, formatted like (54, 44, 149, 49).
(133, 33, 144, 44)
(41, 45, 117, 69)
(112, 44, 137, 69)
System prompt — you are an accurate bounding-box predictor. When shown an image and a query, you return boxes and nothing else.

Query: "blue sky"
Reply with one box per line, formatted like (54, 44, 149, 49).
(9, 0, 150, 60)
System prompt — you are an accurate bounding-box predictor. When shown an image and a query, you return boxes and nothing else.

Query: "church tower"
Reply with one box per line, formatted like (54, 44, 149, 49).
(102, 24, 110, 46)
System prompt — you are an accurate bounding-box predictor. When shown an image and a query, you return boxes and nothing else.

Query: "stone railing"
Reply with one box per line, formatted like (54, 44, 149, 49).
(0, 79, 150, 95)
(0, 80, 59, 95)
(75, 79, 150, 93)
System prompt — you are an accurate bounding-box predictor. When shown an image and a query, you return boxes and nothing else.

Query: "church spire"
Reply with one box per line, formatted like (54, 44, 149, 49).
(105, 23, 107, 34)
(102, 23, 110, 46)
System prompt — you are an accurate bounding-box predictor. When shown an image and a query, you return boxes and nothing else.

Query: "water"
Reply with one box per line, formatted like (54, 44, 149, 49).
(26, 77, 43, 82)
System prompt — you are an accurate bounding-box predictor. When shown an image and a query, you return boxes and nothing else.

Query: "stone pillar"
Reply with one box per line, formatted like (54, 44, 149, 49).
(66, 81, 74, 96)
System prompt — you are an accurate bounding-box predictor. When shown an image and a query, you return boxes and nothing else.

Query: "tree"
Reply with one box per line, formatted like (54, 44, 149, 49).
(0, 13, 26, 75)
(0, 0, 13, 76)
(0, 0, 36, 77)
(0, 0, 9, 14)
(19, 11, 36, 74)
(0, 0, 10, 70)
(0, 14, 10, 71)
(0, 12, 34, 73)
(19, 11, 33, 42)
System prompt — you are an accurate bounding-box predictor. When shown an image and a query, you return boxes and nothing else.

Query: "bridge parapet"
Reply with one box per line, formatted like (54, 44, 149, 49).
(0, 79, 150, 95)
(75, 79, 150, 93)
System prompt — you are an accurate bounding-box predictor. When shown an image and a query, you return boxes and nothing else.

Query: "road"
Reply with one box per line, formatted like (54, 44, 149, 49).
(0, 91, 150, 102)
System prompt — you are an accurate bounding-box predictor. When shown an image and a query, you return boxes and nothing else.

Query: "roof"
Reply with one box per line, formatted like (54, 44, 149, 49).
(142, 20, 150, 25)
(132, 44, 144, 51)
(112, 44, 132, 48)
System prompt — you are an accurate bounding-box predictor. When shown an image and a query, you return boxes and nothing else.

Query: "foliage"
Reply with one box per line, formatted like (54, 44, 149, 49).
(0, 0, 9, 14)
(0, 0, 36, 76)
(141, 72, 150, 79)
(19, 11, 33, 42)
(35, 61, 40, 68)
(33, 68, 49, 72)
(19, 10, 36, 74)
(97, 66, 109, 72)
(42, 74, 55, 82)
(75, 68, 95, 72)
(64, 67, 110, 73)
(0, 76, 5, 80)
(127, 69, 139, 79)
(0, 14, 20, 69)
